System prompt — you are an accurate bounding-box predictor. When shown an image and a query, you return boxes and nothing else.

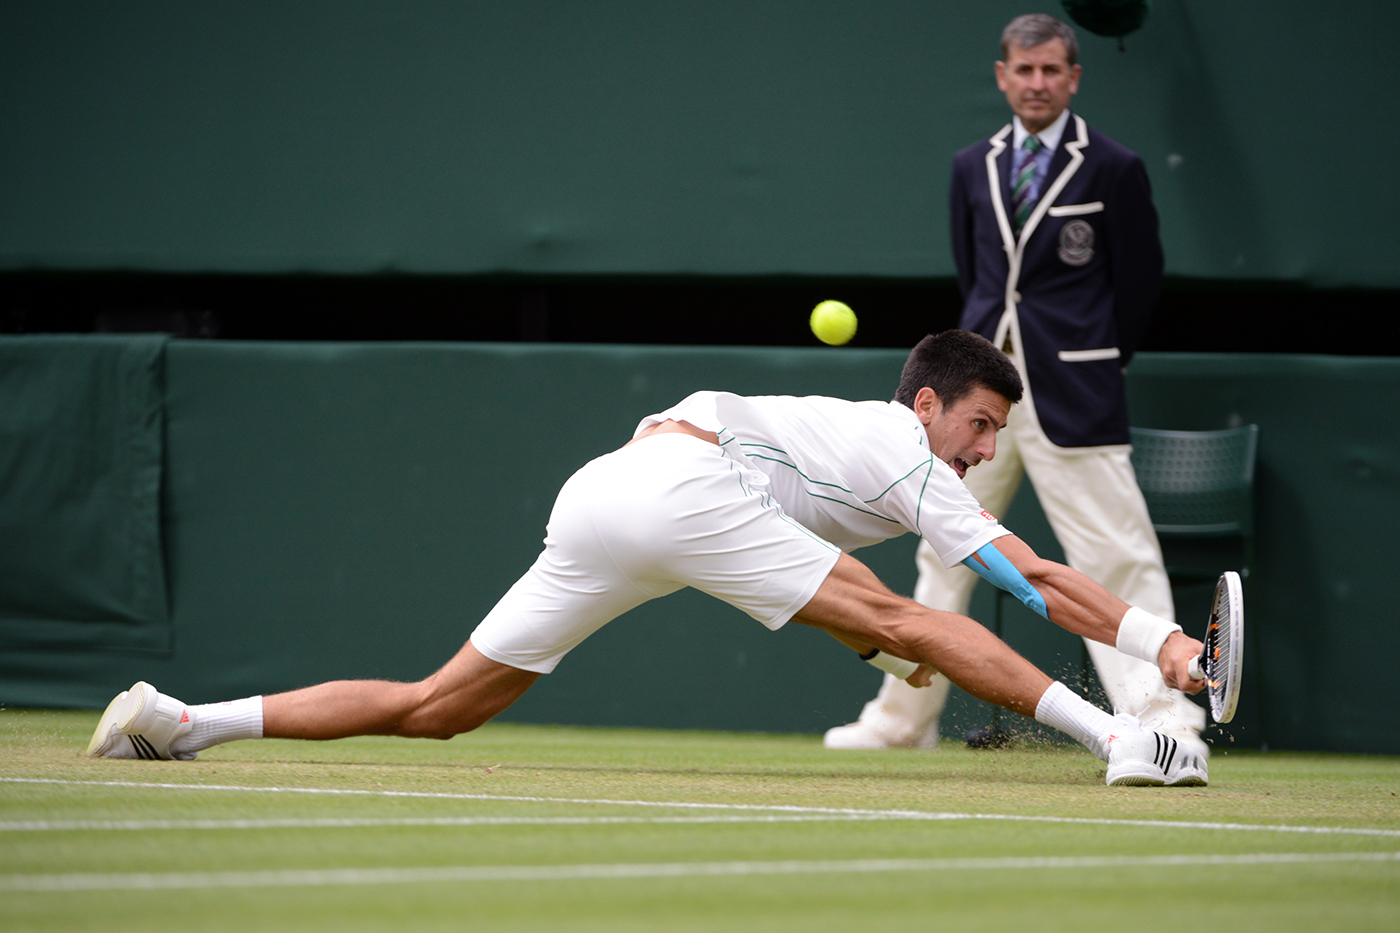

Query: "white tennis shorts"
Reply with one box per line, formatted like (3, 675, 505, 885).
(469, 433, 841, 673)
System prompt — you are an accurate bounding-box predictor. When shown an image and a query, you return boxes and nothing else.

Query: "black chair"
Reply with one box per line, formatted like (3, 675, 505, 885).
(1129, 424, 1261, 742)
(1128, 425, 1259, 585)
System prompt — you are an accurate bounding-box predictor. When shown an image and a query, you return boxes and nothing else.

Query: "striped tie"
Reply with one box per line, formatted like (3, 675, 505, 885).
(1011, 135, 1042, 235)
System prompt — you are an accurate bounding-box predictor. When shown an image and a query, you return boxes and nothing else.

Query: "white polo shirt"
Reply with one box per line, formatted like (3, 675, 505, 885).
(636, 392, 1009, 568)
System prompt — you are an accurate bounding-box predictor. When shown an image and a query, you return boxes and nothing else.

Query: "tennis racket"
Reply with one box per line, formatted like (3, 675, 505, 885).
(1187, 570, 1244, 723)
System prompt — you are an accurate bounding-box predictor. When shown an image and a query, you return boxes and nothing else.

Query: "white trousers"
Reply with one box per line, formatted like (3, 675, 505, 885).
(861, 400, 1206, 740)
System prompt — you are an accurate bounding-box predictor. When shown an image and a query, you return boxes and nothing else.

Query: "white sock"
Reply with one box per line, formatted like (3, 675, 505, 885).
(174, 696, 264, 755)
(1034, 681, 1131, 761)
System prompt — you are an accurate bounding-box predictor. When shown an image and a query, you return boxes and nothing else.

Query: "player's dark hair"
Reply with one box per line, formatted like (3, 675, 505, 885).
(1001, 13, 1079, 66)
(894, 330, 1023, 410)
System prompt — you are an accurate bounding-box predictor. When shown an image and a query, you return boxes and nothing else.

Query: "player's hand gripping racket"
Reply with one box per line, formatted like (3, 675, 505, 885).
(1187, 570, 1244, 723)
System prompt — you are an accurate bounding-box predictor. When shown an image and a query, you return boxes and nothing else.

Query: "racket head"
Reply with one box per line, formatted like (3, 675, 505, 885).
(1201, 570, 1244, 723)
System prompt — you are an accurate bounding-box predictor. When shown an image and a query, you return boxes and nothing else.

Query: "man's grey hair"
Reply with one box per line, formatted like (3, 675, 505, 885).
(1000, 13, 1079, 65)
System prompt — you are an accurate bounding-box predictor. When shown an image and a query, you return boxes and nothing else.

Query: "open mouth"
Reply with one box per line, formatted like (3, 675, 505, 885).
(952, 458, 971, 478)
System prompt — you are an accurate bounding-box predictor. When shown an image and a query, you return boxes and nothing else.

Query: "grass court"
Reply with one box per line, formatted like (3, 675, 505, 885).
(3, 709, 1397, 931)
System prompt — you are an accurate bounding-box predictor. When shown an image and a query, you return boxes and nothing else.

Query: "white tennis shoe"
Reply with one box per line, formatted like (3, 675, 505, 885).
(1140, 716, 1210, 787)
(822, 714, 939, 750)
(1162, 737, 1210, 787)
(1104, 730, 1208, 787)
(86, 681, 197, 761)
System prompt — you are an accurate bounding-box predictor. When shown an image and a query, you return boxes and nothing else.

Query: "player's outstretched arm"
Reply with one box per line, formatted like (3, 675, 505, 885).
(970, 535, 1205, 695)
(983, 535, 1127, 644)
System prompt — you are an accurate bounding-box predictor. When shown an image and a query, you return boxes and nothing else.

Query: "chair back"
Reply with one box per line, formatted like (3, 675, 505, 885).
(1129, 425, 1259, 536)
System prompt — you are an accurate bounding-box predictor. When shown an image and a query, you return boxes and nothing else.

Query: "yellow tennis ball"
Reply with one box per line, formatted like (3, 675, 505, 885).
(810, 300, 857, 346)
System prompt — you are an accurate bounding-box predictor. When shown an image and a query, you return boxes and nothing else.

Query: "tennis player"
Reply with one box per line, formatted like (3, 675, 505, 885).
(88, 330, 1207, 787)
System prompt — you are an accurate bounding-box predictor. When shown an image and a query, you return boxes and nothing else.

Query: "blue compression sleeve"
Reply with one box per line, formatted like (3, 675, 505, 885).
(961, 542, 1048, 619)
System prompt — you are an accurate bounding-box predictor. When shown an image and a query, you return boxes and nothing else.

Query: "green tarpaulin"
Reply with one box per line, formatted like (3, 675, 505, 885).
(0, 335, 170, 654)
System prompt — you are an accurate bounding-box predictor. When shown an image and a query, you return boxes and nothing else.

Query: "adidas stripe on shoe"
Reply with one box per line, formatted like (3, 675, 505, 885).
(1104, 731, 1197, 787)
(85, 681, 197, 761)
(1164, 743, 1209, 787)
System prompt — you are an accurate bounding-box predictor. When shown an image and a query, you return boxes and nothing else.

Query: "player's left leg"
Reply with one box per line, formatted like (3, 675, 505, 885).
(262, 640, 540, 741)
(86, 641, 542, 760)
(88, 436, 678, 762)
(87, 425, 795, 762)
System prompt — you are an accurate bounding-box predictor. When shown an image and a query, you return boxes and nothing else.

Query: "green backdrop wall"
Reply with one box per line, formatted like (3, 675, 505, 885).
(3, 1, 1396, 286)
(2, 337, 1397, 755)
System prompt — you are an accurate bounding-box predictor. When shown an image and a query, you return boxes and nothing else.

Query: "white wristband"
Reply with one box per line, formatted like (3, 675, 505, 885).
(1116, 606, 1182, 665)
(864, 650, 919, 680)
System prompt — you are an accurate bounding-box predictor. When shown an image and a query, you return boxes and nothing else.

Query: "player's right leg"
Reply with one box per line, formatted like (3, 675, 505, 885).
(793, 553, 1171, 776)
(1020, 432, 1210, 777)
(793, 553, 1053, 718)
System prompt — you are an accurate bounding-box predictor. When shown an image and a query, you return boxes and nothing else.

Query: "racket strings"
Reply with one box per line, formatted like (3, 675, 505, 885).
(1205, 576, 1242, 722)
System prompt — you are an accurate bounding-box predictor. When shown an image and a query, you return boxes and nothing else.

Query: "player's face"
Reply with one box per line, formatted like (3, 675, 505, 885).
(921, 386, 1010, 479)
(995, 38, 1081, 133)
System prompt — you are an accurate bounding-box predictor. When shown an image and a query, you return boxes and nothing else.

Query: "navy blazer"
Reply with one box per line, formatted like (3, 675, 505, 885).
(949, 113, 1163, 448)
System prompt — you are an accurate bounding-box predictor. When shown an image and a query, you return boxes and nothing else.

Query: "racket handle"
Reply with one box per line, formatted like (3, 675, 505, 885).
(1188, 656, 1204, 681)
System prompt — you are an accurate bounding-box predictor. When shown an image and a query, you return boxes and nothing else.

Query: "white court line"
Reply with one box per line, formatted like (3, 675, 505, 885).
(1, 814, 894, 831)
(4, 777, 1399, 838)
(3, 852, 1398, 892)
